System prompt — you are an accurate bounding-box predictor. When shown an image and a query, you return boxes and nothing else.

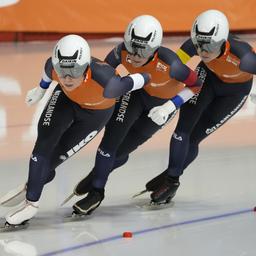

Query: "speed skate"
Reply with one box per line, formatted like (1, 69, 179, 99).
(0, 219, 29, 232)
(63, 211, 91, 223)
(131, 196, 175, 210)
(131, 188, 174, 210)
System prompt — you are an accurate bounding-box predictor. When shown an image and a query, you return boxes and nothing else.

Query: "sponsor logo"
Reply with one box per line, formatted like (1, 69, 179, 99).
(195, 66, 207, 83)
(116, 92, 131, 123)
(156, 62, 168, 72)
(173, 132, 182, 141)
(205, 96, 247, 135)
(189, 93, 199, 105)
(59, 58, 76, 65)
(66, 130, 98, 157)
(189, 66, 206, 105)
(43, 90, 61, 126)
(31, 155, 38, 162)
(226, 55, 239, 66)
(97, 148, 111, 157)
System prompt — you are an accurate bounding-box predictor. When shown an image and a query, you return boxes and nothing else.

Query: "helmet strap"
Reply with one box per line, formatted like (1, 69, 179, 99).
(217, 41, 228, 58)
(142, 50, 158, 66)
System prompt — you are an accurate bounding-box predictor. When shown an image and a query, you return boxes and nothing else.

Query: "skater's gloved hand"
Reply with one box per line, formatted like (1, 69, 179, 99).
(25, 87, 46, 106)
(148, 100, 176, 126)
(250, 93, 256, 104)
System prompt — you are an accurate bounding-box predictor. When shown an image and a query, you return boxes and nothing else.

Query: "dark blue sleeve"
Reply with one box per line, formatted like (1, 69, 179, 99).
(179, 38, 198, 57)
(240, 51, 256, 74)
(44, 57, 53, 79)
(91, 57, 150, 98)
(91, 57, 117, 88)
(158, 46, 191, 82)
(103, 73, 150, 98)
(229, 35, 256, 74)
(39, 57, 53, 89)
(104, 43, 124, 68)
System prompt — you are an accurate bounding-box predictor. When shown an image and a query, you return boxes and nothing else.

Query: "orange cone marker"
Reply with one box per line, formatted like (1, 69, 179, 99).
(123, 231, 133, 238)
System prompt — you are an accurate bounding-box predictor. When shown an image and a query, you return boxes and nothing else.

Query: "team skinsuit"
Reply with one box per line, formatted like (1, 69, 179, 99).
(27, 56, 149, 202)
(1, 35, 150, 227)
(147, 11, 256, 204)
(164, 34, 255, 179)
(72, 42, 202, 215)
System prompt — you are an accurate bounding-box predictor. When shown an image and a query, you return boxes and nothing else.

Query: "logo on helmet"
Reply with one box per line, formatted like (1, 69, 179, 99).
(195, 25, 216, 43)
(130, 29, 152, 50)
(58, 50, 79, 68)
(124, 15, 162, 59)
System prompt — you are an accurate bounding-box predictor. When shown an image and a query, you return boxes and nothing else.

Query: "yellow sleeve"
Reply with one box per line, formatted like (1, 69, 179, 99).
(176, 48, 191, 64)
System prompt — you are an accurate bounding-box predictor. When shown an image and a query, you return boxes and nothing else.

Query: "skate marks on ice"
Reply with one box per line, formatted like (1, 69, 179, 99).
(35, 207, 255, 256)
(0, 209, 82, 232)
(0, 201, 164, 232)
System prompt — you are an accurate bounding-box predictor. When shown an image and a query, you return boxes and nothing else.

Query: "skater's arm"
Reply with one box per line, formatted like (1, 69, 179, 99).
(25, 57, 53, 106)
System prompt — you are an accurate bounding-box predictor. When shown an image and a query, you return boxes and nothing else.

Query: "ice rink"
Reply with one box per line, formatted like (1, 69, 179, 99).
(0, 36, 255, 256)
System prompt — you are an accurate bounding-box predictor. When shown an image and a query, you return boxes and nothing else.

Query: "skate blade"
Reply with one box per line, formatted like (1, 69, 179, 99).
(60, 193, 75, 206)
(0, 184, 26, 207)
(132, 189, 148, 198)
(147, 200, 175, 209)
(63, 212, 88, 223)
(0, 220, 29, 232)
(133, 198, 174, 210)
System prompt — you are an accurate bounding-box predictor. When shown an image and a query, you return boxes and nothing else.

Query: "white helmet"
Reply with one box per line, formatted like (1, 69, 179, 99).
(124, 15, 163, 58)
(52, 34, 91, 78)
(191, 10, 229, 53)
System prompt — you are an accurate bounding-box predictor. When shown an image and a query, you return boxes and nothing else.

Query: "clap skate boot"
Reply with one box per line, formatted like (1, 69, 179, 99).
(132, 170, 168, 198)
(150, 176, 180, 205)
(72, 188, 105, 216)
(0, 200, 39, 232)
(61, 171, 94, 206)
